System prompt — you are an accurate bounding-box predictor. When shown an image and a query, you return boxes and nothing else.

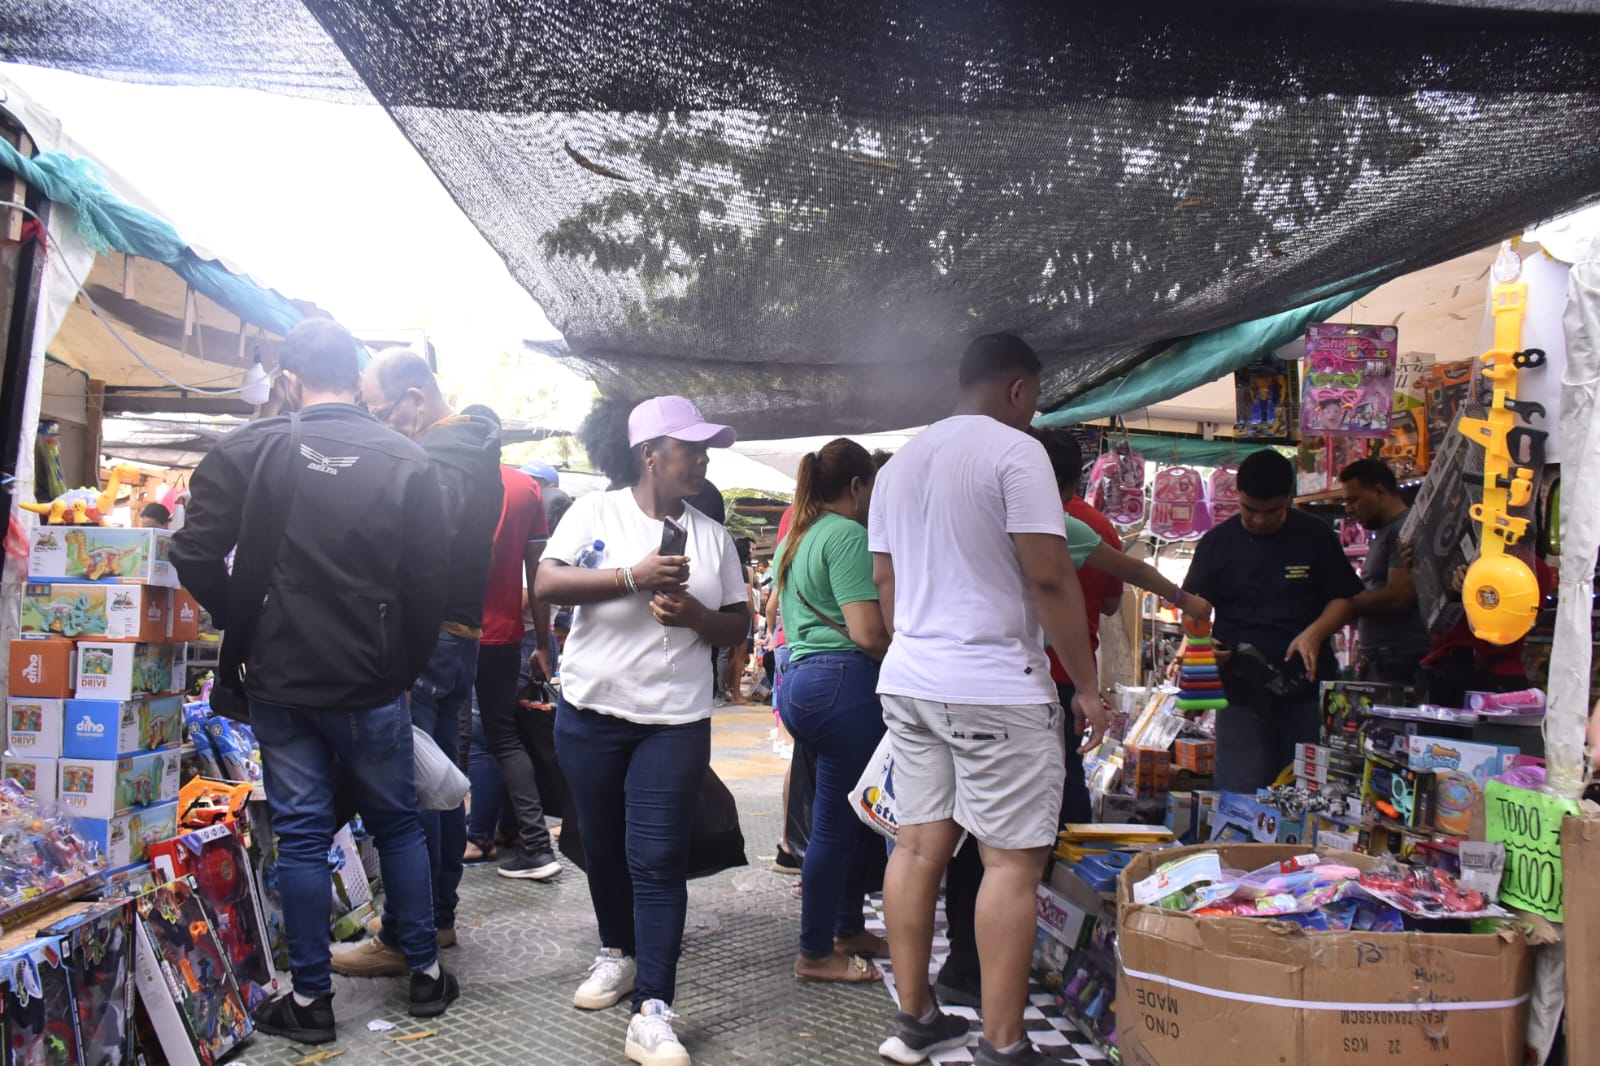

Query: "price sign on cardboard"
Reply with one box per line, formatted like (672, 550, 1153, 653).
(1485, 780, 1578, 920)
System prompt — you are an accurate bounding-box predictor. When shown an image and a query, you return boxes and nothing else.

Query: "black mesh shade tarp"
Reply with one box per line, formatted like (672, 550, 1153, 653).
(8, 1, 1600, 434)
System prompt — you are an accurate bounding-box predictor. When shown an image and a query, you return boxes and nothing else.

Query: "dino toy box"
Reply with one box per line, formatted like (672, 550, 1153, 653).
(133, 878, 254, 1066)
(8, 639, 76, 699)
(39, 901, 136, 1066)
(60, 696, 185, 761)
(22, 582, 168, 642)
(0, 936, 77, 1066)
(1, 756, 57, 806)
(5, 698, 64, 758)
(149, 823, 280, 1007)
(27, 527, 178, 587)
(57, 750, 182, 820)
(74, 642, 177, 702)
(168, 590, 202, 642)
(72, 799, 178, 869)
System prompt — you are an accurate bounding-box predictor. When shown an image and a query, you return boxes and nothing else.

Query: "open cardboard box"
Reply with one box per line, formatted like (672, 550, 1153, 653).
(1117, 843, 1531, 1066)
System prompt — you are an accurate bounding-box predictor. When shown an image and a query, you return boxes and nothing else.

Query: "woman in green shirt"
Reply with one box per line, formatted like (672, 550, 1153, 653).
(775, 438, 890, 984)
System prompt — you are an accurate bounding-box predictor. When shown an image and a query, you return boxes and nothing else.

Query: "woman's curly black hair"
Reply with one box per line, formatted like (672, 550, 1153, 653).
(578, 394, 658, 488)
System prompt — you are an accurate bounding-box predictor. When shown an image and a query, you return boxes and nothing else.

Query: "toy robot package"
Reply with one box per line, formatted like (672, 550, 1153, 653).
(40, 901, 135, 1066)
(132, 879, 252, 1066)
(0, 936, 76, 1066)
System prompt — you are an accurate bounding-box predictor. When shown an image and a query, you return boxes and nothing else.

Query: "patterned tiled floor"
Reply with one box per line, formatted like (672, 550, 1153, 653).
(234, 708, 1108, 1066)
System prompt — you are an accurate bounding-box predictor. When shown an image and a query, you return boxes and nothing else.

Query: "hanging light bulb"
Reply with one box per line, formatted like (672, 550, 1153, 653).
(239, 360, 270, 406)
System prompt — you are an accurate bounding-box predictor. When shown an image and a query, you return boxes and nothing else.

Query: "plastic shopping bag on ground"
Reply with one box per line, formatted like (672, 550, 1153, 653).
(413, 725, 470, 811)
(849, 732, 899, 841)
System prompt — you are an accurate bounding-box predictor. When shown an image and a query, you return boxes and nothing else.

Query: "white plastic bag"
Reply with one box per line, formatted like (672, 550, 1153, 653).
(849, 732, 899, 841)
(413, 725, 470, 811)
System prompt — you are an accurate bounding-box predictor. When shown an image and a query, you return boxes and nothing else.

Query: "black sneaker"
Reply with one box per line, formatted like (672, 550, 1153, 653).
(254, 992, 335, 1044)
(877, 1004, 970, 1064)
(497, 851, 561, 881)
(932, 965, 982, 1010)
(973, 1038, 1051, 1065)
(771, 846, 802, 874)
(409, 965, 461, 1018)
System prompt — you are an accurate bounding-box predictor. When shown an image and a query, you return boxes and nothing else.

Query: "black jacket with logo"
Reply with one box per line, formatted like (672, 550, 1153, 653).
(417, 413, 504, 631)
(171, 403, 450, 711)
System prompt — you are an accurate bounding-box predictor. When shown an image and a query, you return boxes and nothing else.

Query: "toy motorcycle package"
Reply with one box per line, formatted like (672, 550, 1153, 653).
(41, 901, 135, 1066)
(132, 878, 253, 1066)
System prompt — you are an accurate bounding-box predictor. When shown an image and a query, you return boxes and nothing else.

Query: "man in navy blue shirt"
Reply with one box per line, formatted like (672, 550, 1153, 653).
(1182, 450, 1362, 791)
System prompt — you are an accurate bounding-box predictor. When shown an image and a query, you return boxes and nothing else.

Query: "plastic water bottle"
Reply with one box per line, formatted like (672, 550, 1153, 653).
(575, 540, 605, 569)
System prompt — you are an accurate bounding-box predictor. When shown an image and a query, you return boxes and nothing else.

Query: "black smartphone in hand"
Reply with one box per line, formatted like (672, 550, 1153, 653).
(661, 516, 688, 557)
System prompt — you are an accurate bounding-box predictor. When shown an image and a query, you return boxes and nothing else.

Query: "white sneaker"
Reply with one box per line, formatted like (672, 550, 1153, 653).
(626, 1000, 690, 1066)
(573, 949, 636, 1010)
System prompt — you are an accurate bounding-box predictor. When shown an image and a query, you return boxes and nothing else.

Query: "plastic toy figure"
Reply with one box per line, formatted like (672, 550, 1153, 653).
(19, 466, 142, 526)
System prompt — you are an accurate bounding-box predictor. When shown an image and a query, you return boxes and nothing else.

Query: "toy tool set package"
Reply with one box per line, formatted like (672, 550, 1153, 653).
(40, 901, 136, 1066)
(1299, 323, 1397, 437)
(27, 528, 177, 587)
(133, 878, 253, 1066)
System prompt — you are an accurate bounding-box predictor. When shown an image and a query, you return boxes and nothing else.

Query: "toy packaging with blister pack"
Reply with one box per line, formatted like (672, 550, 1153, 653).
(132, 878, 253, 1066)
(1300, 323, 1397, 437)
(40, 901, 135, 1066)
(0, 936, 76, 1066)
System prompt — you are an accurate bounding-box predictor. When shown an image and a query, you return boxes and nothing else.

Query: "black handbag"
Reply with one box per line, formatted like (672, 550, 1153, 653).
(209, 412, 302, 722)
(558, 764, 748, 880)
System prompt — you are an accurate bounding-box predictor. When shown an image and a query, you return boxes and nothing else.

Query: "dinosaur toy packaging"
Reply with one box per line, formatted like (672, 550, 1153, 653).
(40, 901, 137, 1066)
(132, 878, 254, 1066)
(0, 936, 77, 1066)
(71, 799, 178, 870)
(4, 698, 64, 758)
(21, 583, 169, 642)
(57, 750, 182, 820)
(8, 639, 77, 699)
(27, 528, 178, 588)
(73, 643, 177, 702)
(60, 696, 185, 761)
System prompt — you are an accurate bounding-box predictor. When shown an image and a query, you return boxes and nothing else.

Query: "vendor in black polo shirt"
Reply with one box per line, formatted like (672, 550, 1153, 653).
(1182, 450, 1363, 791)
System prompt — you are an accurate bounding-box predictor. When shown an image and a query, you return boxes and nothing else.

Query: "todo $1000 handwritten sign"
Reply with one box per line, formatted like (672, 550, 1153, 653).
(1485, 780, 1579, 921)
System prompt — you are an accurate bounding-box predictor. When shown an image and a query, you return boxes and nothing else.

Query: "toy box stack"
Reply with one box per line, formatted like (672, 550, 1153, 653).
(9, 527, 195, 877)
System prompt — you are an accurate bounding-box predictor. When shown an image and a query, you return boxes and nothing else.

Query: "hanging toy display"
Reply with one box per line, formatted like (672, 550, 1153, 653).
(1087, 438, 1147, 532)
(1149, 466, 1205, 540)
(1175, 619, 1228, 713)
(1456, 250, 1549, 646)
(1233, 359, 1295, 439)
(1207, 464, 1240, 526)
(1300, 324, 1397, 437)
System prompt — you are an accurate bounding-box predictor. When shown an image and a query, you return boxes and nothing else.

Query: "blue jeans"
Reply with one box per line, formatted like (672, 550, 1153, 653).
(554, 699, 710, 1010)
(466, 707, 503, 842)
(777, 651, 885, 959)
(394, 632, 478, 933)
(252, 697, 435, 995)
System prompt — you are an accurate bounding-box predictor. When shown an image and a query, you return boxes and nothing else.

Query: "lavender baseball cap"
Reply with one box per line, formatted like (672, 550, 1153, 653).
(627, 396, 737, 448)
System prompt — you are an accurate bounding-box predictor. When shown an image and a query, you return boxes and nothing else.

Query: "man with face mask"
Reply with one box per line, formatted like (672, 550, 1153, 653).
(1181, 449, 1363, 792)
(334, 348, 505, 978)
(171, 318, 458, 1041)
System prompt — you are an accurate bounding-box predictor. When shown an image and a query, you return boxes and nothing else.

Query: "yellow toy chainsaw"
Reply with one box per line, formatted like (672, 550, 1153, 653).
(1454, 274, 1548, 645)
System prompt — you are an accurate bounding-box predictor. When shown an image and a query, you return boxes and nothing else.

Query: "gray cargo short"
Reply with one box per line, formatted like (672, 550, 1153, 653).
(881, 694, 1065, 850)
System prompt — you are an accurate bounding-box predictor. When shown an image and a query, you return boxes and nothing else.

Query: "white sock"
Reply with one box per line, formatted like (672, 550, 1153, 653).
(996, 1039, 1027, 1056)
(292, 991, 318, 1007)
(421, 961, 441, 980)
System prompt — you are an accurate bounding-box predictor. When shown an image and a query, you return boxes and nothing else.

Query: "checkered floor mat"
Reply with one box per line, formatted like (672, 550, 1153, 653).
(862, 898, 1111, 1064)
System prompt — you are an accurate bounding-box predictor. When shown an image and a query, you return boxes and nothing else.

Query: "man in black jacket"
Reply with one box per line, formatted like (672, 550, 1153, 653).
(171, 318, 458, 1043)
(335, 348, 504, 978)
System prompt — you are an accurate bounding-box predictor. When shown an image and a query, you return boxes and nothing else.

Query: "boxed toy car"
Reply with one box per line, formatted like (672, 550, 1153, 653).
(40, 900, 136, 1066)
(71, 799, 178, 868)
(61, 695, 185, 760)
(27, 527, 177, 587)
(0, 936, 77, 1066)
(5, 698, 64, 758)
(9, 638, 76, 699)
(21, 582, 168, 642)
(1406, 735, 1519, 836)
(2, 756, 58, 806)
(132, 878, 253, 1066)
(148, 823, 280, 1007)
(57, 750, 182, 819)
(74, 642, 176, 701)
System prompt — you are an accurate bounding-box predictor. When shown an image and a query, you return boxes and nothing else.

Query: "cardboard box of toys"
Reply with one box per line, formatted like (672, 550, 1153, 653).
(40, 900, 136, 1066)
(2, 756, 58, 806)
(21, 582, 168, 642)
(57, 750, 182, 820)
(1171, 738, 1214, 774)
(5, 698, 64, 758)
(74, 642, 176, 701)
(132, 878, 253, 1066)
(0, 935, 79, 1066)
(27, 527, 178, 587)
(60, 695, 185, 761)
(1405, 736, 1518, 836)
(9, 639, 77, 699)
(1118, 843, 1532, 1066)
(71, 799, 178, 869)
(148, 823, 280, 1007)
(168, 589, 202, 642)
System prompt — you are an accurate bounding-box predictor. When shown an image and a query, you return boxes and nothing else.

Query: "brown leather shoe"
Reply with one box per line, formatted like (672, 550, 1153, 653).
(364, 916, 457, 950)
(330, 939, 408, 978)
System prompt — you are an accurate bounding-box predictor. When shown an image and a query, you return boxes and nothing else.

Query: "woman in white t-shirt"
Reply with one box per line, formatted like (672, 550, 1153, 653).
(535, 395, 749, 1066)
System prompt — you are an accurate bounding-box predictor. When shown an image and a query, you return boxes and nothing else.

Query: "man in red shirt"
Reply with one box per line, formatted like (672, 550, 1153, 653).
(475, 463, 559, 880)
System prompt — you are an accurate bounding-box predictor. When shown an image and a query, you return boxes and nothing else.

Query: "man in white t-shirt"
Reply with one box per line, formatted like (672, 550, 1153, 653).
(869, 333, 1102, 1066)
